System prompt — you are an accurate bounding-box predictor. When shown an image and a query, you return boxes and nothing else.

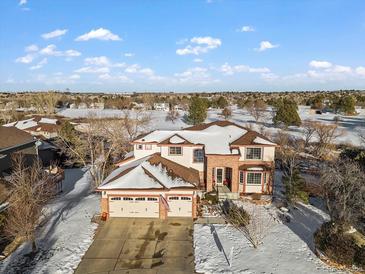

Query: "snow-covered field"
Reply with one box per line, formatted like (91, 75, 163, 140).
(194, 202, 343, 274)
(58, 105, 365, 147)
(0, 168, 99, 274)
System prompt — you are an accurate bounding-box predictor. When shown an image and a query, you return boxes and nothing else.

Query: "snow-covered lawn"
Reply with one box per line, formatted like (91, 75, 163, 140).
(58, 105, 365, 146)
(194, 202, 343, 274)
(0, 168, 99, 274)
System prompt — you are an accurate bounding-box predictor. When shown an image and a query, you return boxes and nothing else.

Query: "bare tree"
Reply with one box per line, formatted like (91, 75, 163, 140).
(220, 107, 232, 119)
(312, 122, 342, 158)
(246, 99, 267, 123)
(31, 92, 62, 115)
(165, 109, 180, 123)
(321, 159, 365, 230)
(302, 120, 316, 147)
(58, 113, 150, 189)
(218, 200, 275, 248)
(5, 155, 54, 253)
(121, 110, 151, 141)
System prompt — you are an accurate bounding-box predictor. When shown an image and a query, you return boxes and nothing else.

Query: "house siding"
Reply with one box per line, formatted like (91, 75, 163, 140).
(160, 145, 205, 172)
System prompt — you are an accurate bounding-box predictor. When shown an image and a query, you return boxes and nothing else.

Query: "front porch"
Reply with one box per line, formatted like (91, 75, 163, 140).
(217, 185, 239, 200)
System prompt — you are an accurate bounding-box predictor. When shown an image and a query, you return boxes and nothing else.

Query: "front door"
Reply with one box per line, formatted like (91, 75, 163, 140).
(215, 167, 224, 185)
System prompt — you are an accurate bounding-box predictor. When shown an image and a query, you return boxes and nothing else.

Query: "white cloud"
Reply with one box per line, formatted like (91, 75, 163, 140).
(74, 66, 110, 74)
(309, 60, 333, 69)
(75, 28, 121, 41)
(64, 49, 81, 57)
(15, 54, 34, 64)
(176, 36, 221, 55)
(220, 63, 270, 75)
(255, 41, 279, 52)
(30, 58, 47, 70)
(261, 73, 279, 81)
(173, 67, 218, 85)
(39, 44, 61, 56)
(356, 66, 365, 76)
(70, 74, 80, 80)
(239, 26, 255, 32)
(330, 65, 352, 73)
(84, 56, 111, 66)
(193, 58, 203, 63)
(125, 64, 154, 77)
(25, 44, 38, 52)
(118, 75, 133, 82)
(41, 29, 68, 40)
(39, 44, 81, 57)
(19, 0, 27, 6)
(124, 53, 134, 57)
(99, 73, 113, 80)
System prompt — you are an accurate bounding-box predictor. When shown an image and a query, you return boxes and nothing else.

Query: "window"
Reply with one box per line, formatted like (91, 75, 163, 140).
(168, 196, 179, 200)
(193, 149, 204, 163)
(169, 146, 182, 155)
(145, 144, 152, 150)
(111, 197, 121, 201)
(123, 197, 133, 201)
(135, 197, 146, 201)
(181, 197, 192, 201)
(246, 148, 262, 160)
(136, 144, 143, 150)
(147, 197, 158, 201)
(239, 171, 244, 184)
(247, 173, 262, 185)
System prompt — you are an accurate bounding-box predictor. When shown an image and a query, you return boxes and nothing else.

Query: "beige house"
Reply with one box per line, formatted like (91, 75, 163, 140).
(98, 121, 277, 219)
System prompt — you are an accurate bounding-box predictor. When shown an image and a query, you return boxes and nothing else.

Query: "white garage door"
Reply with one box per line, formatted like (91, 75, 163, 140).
(109, 196, 159, 218)
(168, 196, 193, 217)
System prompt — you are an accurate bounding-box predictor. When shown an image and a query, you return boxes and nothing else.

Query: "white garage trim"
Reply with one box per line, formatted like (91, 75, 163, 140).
(166, 195, 193, 217)
(108, 195, 159, 218)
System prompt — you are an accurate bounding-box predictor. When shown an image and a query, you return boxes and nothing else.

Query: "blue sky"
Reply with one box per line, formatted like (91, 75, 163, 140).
(1, 0, 365, 92)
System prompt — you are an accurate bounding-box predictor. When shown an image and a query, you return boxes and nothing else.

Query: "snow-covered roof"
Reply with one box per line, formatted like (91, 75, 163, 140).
(4, 118, 38, 130)
(253, 137, 276, 146)
(39, 118, 58, 124)
(3, 117, 60, 131)
(134, 121, 276, 155)
(99, 154, 198, 190)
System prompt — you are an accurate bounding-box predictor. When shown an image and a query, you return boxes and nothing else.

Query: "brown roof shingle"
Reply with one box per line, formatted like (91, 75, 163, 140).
(147, 153, 200, 187)
(183, 120, 248, 131)
(230, 130, 275, 146)
(0, 126, 35, 150)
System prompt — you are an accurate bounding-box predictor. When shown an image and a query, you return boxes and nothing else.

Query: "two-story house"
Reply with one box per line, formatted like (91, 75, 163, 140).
(97, 121, 277, 219)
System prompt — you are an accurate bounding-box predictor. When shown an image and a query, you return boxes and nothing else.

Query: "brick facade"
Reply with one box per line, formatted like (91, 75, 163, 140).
(205, 155, 240, 192)
(159, 199, 168, 220)
(205, 155, 274, 195)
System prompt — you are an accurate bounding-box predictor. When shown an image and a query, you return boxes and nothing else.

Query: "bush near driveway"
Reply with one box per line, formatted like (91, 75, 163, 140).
(314, 221, 365, 269)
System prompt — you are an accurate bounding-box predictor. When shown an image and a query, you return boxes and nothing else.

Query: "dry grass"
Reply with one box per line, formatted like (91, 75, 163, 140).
(0, 182, 10, 203)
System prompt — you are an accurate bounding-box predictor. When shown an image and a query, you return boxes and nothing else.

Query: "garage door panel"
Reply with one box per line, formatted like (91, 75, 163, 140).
(168, 196, 193, 217)
(109, 197, 159, 218)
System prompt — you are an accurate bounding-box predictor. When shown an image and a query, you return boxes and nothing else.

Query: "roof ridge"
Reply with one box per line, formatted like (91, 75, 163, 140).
(141, 166, 168, 189)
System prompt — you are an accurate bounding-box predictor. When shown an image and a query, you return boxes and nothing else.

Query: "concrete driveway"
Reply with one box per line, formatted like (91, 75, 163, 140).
(75, 218, 195, 274)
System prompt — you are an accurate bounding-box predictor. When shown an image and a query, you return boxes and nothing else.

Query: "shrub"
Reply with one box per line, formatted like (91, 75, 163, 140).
(203, 191, 218, 205)
(219, 200, 250, 227)
(314, 222, 362, 267)
(355, 246, 365, 268)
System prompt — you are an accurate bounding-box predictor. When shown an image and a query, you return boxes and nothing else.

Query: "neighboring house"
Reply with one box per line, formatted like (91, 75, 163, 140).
(3, 116, 62, 139)
(153, 102, 170, 111)
(0, 126, 37, 176)
(98, 121, 277, 219)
